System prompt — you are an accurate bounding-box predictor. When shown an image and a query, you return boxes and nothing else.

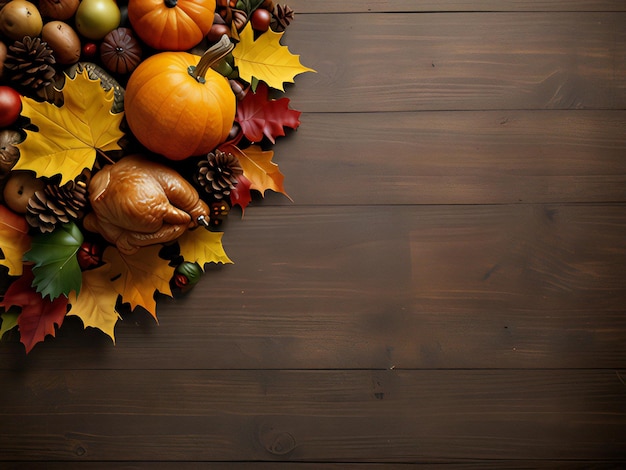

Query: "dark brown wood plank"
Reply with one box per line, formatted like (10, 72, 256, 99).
(285, 13, 626, 112)
(3, 464, 621, 470)
(289, 1, 626, 12)
(277, 110, 626, 205)
(2, 204, 624, 370)
(1, 370, 624, 462)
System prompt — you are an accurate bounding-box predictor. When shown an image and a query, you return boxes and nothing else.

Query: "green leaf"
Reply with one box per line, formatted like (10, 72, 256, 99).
(23, 223, 84, 300)
(237, 0, 265, 15)
(0, 308, 20, 339)
(250, 76, 260, 93)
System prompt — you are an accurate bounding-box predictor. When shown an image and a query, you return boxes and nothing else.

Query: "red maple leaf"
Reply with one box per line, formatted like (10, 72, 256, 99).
(0, 266, 68, 353)
(229, 174, 253, 212)
(235, 82, 301, 144)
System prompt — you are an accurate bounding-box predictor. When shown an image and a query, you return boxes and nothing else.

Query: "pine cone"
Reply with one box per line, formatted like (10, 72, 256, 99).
(232, 9, 248, 31)
(272, 5, 294, 32)
(216, 0, 232, 25)
(26, 175, 89, 233)
(4, 37, 56, 93)
(195, 150, 243, 200)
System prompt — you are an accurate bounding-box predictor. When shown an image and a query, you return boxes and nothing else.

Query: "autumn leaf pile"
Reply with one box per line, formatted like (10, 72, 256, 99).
(0, 1, 313, 353)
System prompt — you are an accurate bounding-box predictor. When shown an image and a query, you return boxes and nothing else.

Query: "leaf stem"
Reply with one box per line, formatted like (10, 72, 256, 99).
(97, 149, 115, 165)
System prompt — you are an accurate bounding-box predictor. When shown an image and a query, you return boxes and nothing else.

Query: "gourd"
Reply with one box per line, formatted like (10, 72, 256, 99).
(124, 35, 236, 161)
(101, 27, 142, 74)
(127, 0, 216, 51)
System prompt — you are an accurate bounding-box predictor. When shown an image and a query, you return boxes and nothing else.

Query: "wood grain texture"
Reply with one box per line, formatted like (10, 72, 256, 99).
(3, 464, 623, 470)
(286, 13, 626, 112)
(1, 205, 624, 370)
(2, 4, 626, 467)
(1, 370, 624, 462)
(288, 1, 626, 13)
(278, 110, 626, 205)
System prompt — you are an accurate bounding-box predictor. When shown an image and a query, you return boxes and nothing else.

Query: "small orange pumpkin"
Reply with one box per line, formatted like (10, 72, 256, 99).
(125, 36, 236, 160)
(127, 0, 216, 51)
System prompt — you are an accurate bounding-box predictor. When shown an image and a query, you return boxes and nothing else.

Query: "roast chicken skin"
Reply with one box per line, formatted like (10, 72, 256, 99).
(83, 155, 209, 255)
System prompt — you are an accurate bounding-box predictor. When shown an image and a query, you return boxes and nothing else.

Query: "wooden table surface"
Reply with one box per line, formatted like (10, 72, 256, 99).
(1, 1, 626, 467)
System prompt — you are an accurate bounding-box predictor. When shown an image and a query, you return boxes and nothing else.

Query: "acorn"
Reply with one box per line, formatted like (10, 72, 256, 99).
(250, 7, 271, 32)
(172, 261, 203, 294)
(207, 22, 231, 43)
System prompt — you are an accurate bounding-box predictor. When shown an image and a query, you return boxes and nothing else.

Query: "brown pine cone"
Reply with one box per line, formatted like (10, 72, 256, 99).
(195, 150, 243, 201)
(4, 37, 56, 93)
(272, 5, 294, 32)
(216, 0, 232, 25)
(26, 174, 89, 233)
(232, 9, 248, 31)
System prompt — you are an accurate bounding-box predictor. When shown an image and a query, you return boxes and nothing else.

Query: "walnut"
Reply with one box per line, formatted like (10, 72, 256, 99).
(0, 129, 21, 176)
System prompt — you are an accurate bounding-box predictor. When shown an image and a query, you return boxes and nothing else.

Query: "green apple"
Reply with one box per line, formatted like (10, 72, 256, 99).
(75, 0, 121, 40)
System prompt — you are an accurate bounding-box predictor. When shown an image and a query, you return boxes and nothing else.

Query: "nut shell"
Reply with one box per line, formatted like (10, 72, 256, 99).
(38, 0, 80, 20)
(100, 27, 142, 74)
(0, 129, 22, 176)
(2, 170, 45, 214)
(0, 0, 43, 41)
(42, 20, 81, 65)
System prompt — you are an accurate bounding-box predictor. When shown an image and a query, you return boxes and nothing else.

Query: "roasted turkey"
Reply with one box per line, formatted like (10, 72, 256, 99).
(83, 155, 209, 255)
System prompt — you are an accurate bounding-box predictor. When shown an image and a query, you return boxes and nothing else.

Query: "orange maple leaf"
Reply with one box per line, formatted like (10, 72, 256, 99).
(103, 245, 173, 320)
(221, 144, 289, 199)
(0, 206, 31, 276)
(68, 264, 121, 342)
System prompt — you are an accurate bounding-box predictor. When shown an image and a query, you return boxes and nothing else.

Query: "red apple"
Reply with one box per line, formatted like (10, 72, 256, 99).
(0, 86, 21, 128)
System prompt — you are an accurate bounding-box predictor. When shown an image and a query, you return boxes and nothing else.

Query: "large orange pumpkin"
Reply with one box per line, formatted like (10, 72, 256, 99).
(127, 0, 215, 51)
(125, 36, 236, 160)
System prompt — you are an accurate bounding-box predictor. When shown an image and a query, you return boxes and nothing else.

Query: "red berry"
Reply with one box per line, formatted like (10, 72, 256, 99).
(0, 86, 21, 128)
(82, 43, 97, 59)
(250, 8, 271, 32)
(77, 242, 102, 270)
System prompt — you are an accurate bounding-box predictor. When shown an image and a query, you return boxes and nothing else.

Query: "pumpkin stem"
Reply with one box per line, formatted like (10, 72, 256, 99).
(164, 0, 178, 7)
(189, 35, 235, 84)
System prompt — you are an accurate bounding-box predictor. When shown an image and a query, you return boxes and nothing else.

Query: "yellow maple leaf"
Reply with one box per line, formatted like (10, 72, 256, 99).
(222, 144, 290, 198)
(0, 206, 31, 276)
(177, 228, 232, 271)
(232, 23, 315, 91)
(67, 265, 121, 343)
(15, 69, 124, 185)
(103, 245, 173, 320)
